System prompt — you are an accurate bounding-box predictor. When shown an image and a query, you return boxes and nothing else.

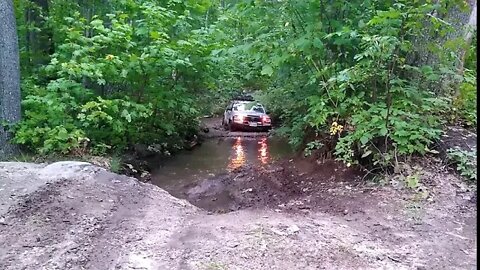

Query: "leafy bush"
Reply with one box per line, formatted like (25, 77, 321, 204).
(78, 97, 153, 152)
(228, 0, 465, 170)
(453, 71, 477, 127)
(13, 79, 89, 154)
(15, 79, 156, 155)
(447, 148, 477, 181)
(12, 1, 231, 156)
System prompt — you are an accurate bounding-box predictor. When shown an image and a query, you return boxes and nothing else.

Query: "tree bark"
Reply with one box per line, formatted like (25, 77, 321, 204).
(0, 0, 22, 159)
(457, 1, 477, 77)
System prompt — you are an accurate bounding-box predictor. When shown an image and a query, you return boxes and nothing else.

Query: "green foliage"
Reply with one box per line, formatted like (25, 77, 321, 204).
(222, 0, 472, 169)
(304, 140, 324, 157)
(11, 0, 476, 166)
(109, 156, 122, 173)
(13, 0, 229, 156)
(447, 148, 477, 181)
(405, 173, 420, 189)
(78, 97, 153, 150)
(13, 78, 155, 155)
(454, 77, 477, 127)
(13, 79, 89, 154)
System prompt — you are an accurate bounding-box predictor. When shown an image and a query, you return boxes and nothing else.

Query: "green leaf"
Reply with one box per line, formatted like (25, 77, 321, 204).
(313, 38, 324, 49)
(360, 135, 369, 145)
(121, 109, 132, 123)
(150, 31, 160, 39)
(261, 65, 274, 76)
(379, 126, 388, 136)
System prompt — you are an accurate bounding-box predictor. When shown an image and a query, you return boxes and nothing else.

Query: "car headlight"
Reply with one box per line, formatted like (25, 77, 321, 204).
(234, 115, 245, 123)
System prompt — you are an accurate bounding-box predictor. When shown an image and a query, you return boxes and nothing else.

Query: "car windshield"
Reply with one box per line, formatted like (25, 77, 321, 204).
(233, 102, 265, 113)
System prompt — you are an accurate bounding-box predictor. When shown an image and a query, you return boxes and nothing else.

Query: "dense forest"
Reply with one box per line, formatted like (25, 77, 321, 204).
(0, 0, 477, 178)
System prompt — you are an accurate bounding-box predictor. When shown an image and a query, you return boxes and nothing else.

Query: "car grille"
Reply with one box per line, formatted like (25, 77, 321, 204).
(245, 115, 261, 122)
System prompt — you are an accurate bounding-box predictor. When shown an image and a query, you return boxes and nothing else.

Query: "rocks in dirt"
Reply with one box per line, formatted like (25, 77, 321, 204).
(271, 224, 300, 236)
(469, 192, 476, 203)
(286, 224, 300, 234)
(185, 135, 202, 151)
(39, 162, 93, 181)
(121, 157, 152, 182)
(140, 171, 152, 182)
(241, 188, 253, 193)
(86, 156, 111, 170)
(0, 217, 7, 225)
(199, 122, 210, 133)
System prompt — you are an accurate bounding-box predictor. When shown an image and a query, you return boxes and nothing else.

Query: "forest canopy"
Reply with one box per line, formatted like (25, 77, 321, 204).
(2, 0, 477, 172)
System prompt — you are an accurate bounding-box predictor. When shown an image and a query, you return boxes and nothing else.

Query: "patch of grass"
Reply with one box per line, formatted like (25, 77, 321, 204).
(9, 151, 66, 163)
(109, 156, 122, 173)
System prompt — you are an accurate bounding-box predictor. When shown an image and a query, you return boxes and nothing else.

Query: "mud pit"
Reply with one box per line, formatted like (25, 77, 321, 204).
(0, 119, 478, 270)
(178, 159, 365, 213)
(0, 158, 477, 269)
(184, 159, 477, 268)
(146, 129, 477, 269)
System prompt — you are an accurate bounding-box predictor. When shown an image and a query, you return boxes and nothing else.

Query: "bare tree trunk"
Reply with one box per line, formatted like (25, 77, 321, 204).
(457, 1, 477, 76)
(0, 0, 22, 159)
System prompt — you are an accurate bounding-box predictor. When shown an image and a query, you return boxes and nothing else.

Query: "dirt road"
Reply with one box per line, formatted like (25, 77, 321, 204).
(0, 159, 476, 270)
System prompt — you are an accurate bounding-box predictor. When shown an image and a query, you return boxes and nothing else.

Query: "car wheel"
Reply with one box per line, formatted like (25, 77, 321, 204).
(228, 121, 236, 132)
(222, 118, 229, 131)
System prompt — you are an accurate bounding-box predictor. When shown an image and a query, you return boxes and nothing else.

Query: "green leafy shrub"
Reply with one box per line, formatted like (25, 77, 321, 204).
(453, 71, 477, 127)
(230, 0, 463, 170)
(447, 148, 477, 181)
(13, 79, 90, 154)
(78, 97, 153, 152)
(12, 1, 229, 157)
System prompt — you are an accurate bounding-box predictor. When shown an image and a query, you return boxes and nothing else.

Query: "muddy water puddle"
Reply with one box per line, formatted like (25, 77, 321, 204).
(150, 136, 293, 197)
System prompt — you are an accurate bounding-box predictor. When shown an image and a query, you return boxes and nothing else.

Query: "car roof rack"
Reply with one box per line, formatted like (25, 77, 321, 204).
(232, 94, 255, 101)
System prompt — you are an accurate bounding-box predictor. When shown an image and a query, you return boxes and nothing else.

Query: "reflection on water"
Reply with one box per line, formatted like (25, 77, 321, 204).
(150, 137, 292, 189)
(227, 137, 271, 170)
(258, 137, 269, 165)
(227, 137, 246, 170)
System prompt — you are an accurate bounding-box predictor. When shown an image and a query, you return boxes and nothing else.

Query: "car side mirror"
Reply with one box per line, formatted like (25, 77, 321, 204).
(266, 111, 270, 114)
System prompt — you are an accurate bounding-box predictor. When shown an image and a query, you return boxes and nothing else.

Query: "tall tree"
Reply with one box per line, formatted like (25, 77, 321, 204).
(0, 0, 21, 159)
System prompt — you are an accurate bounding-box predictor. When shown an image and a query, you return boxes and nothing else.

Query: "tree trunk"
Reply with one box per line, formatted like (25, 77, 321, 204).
(457, 1, 477, 77)
(0, 0, 22, 159)
(408, 0, 477, 95)
(31, 0, 53, 67)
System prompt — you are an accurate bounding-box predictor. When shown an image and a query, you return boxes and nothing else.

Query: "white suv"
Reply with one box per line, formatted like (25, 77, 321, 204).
(222, 100, 271, 132)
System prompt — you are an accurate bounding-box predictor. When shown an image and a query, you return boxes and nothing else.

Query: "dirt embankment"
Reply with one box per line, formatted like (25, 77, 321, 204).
(0, 157, 477, 270)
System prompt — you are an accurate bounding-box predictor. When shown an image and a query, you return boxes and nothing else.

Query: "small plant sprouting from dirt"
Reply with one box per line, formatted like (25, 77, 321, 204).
(110, 156, 122, 173)
(200, 261, 228, 270)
